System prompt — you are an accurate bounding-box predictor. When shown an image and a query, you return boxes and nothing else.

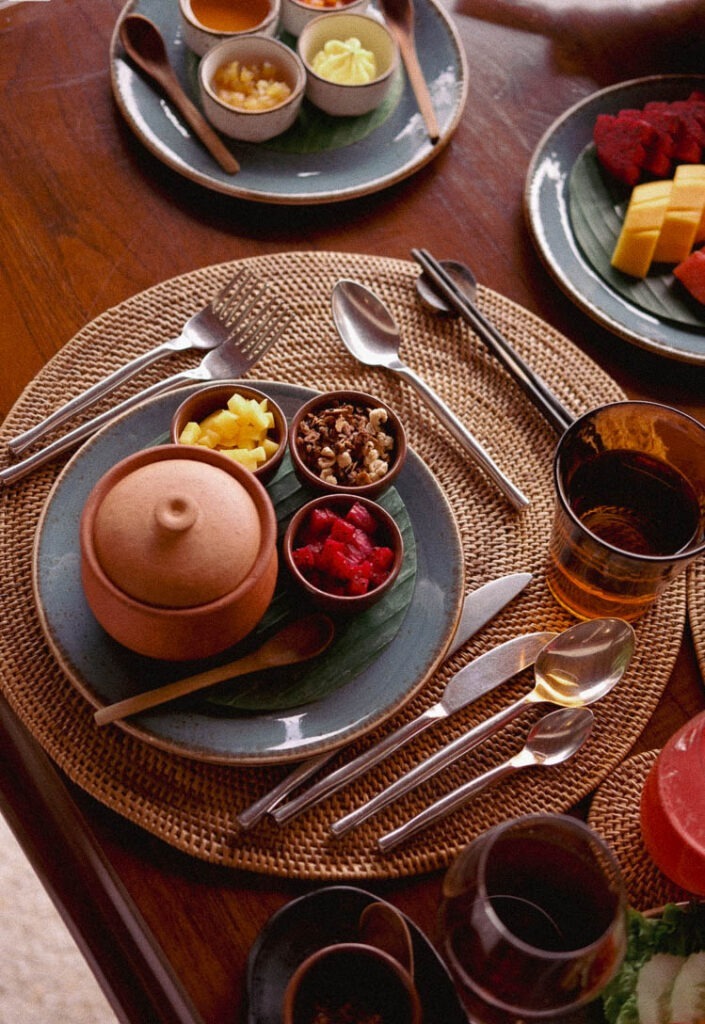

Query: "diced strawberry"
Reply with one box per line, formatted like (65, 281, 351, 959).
(371, 546, 394, 571)
(347, 575, 370, 596)
(291, 544, 318, 571)
(349, 527, 374, 559)
(306, 506, 338, 538)
(674, 247, 705, 304)
(345, 501, 378, 535)
(593, 112, 659, 186)
(330, 516, 357, 544)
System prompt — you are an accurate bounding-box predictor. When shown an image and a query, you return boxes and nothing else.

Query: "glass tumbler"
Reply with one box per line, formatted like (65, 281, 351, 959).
(547, 401, 705, 621)
(438, 814, 627, 1023)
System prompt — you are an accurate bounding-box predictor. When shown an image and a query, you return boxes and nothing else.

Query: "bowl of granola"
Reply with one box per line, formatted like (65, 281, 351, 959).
(289, 389, 407, 499)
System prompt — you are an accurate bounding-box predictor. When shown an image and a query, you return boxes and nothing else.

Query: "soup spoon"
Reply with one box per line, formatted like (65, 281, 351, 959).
(377, 705, 594, 851)
(94, 613, 334, 725)
(119, 13, 240, 175)
(331, 279, 529, 511)
(412, 249, 573, 436)
(330, 617, 635, 836)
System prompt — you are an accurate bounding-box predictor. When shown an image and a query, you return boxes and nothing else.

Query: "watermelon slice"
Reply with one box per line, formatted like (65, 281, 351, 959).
(674, 246, 705, 303)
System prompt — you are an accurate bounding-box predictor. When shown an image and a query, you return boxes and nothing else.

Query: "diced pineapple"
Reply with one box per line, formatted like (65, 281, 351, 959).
(653, 164, 705, 263)
(199, 408, 241, 441)
(195, 428, 221, 449)
(262, 437, 280, 458)
(611, 179, 672, 277)
(178, 421, 202, 445)
(219, 446, 266, 471)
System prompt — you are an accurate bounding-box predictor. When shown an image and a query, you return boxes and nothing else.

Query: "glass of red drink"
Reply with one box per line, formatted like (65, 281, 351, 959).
(547, 401, 705, 621)
(438, 814, 627, 1022)
(640, 711, 705, 896)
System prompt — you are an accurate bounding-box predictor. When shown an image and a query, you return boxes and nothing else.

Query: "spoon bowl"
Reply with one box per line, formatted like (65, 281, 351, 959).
(415, 258, 476, 315)
(359, 902, 415, 977)
(119, 14, 240, 174)
(331, 279, 529, 510)
(94, 613, 335, 725)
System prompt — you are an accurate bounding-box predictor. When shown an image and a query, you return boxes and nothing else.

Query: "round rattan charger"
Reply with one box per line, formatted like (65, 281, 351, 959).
(0, 252, 687, 879)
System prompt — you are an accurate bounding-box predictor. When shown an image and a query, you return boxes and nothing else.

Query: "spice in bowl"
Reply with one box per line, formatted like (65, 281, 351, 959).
(291, 391, 406, 499)
(212, 58, 292, 111)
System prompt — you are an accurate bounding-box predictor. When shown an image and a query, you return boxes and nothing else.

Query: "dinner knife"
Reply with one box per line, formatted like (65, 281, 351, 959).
(271, 630, 555, 826)
(236, 571, 533, 829)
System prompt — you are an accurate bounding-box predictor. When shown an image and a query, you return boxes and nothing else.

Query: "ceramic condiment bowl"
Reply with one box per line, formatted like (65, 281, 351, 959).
(171, 382, 288, 485)
(179, 0, 280, 57)
(283, 943, 422, 1024)
(80, 444, 278, 661)
(199, 36, 306, 142)
(282, 492, 403, 615)
(296, 12, 398, 116)
(289, 389, 406, 499)
(280, 0, 368, 40)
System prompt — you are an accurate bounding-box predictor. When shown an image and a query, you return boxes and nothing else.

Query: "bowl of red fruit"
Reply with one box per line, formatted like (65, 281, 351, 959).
(289, 389, 406, 499)
(283, 494, 403, 614)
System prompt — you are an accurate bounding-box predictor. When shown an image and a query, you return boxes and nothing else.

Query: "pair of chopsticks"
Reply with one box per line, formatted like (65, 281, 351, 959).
(411, 249, 574, 436)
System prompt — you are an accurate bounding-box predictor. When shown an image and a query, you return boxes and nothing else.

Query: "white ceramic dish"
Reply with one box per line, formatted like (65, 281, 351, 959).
(199, 35, 306, 141)
(280, 0, 367, 39)
(297, 11, 398, 116)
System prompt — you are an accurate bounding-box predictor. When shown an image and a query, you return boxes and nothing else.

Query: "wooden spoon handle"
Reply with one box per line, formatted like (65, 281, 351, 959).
(156, 72, 240, 175)
(94, 652, 263, 726)
(392, 31, 440, 143)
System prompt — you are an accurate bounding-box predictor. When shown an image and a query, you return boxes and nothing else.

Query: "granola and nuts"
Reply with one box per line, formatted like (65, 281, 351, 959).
(296, 402, 395, 487)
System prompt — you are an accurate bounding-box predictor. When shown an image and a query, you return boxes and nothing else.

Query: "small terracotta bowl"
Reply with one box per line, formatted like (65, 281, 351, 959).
(80, 445, 278, 661)
(282, 493, 403, 615)
(296, 12, 398, 116)
(283, 943, 422, 1024)
(289, 389, 406, 499)
(199, 36, 306, 142)
(179, 0, 280, 57)
(171, 382, 288, 485)
(280, 0, 368, 39)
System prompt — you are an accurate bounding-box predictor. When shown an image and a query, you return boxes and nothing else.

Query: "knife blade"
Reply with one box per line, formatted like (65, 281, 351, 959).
(236, 572, 533, 829)
(272, 628, 554, 827)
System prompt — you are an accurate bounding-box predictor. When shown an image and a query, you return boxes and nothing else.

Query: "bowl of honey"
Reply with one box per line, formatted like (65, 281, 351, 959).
(179, 0, 280, 57)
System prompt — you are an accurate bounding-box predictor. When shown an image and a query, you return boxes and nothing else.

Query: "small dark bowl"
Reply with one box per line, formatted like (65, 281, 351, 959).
(289, 389, 407, 499)
(283, 493, 403, 615)
(283, 943, 422, 1024)
(171, 382, 288, 485)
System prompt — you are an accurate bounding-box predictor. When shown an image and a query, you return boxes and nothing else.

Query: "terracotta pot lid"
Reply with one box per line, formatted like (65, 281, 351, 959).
(93, 458, 262, 608)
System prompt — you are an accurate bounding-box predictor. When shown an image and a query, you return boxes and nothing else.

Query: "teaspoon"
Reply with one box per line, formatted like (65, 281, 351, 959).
(331, 617, 635, 836)
(94, 614, 334, 725)
(119, 14, 240, 175)
(331, 279, 529, 511)
(377, 706, 594, 851)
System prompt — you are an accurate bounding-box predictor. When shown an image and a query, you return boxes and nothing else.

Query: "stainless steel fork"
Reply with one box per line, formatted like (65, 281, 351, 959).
(8, 270, 263, 455)
(0, 295, 290, 486)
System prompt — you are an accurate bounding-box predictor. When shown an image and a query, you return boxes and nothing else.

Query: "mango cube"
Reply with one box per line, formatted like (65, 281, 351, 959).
(611, 179, 672, 277)
(652, 164, 705, 264)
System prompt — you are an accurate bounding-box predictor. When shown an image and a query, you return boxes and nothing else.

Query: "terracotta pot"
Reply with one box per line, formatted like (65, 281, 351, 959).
(80, 444, 278, 661)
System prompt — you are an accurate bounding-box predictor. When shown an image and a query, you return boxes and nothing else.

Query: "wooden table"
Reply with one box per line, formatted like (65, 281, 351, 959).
(1, 1, 705, 1021)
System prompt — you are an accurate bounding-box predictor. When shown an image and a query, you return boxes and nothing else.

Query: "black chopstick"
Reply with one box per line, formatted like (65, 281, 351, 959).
(411, 248, 574, 436)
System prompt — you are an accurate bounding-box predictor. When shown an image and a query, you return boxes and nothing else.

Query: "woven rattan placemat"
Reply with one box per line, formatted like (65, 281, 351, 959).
(588, 750, 692, 911)
(0, 251, 687, 879)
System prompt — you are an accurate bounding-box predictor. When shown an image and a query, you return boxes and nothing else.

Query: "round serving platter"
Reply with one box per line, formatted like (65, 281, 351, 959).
(110, 0, 468, 204)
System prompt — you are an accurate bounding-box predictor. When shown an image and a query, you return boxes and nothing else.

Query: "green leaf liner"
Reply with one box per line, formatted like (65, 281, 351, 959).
(568, 145, 705, 330)
(203, 454, 417, 713)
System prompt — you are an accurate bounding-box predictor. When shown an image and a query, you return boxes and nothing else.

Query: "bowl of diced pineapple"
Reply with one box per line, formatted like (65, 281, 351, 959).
(198, 36, 306, 142)
(171, 383, 288, 485)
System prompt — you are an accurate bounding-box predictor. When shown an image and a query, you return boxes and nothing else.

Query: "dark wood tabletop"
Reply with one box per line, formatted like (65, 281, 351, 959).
(2, 1, 705, 1021)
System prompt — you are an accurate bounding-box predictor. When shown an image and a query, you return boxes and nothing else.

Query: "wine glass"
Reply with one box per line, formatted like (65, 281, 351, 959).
(438, 814, 627, 1023)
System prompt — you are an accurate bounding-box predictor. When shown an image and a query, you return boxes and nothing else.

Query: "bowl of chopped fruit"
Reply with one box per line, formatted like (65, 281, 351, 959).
(171, 383, 288, 484)
(283, 493, 404, 614)
(198, 36, 306, 142)
(289, 389, 407, 499)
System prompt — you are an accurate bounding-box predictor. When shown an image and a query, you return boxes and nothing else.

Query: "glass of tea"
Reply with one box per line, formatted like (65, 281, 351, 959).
(438, 814, 627, 1023)
(547, 401, 705, 621)
(640, 710, 705, 896)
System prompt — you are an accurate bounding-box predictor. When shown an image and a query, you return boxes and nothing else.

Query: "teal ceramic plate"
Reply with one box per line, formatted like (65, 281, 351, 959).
(524, 74, 705, 365)
(32, 382, 464, 765)
(109, 0, 468, 205)
(246, 886, 468, 1024)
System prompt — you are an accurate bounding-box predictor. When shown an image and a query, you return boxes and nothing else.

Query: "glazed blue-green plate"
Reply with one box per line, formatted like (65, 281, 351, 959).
(524, 74, 705, 365)
(32, 382, 463, 765)
(109, 0, 468, 204)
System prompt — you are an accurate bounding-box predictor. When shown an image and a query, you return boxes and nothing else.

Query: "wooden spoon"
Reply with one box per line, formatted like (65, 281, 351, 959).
(119, 13, 240, 175)
(94, 613, 335, 725)
(359, 902, 415, 978)
(379, 0, 439, 144)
